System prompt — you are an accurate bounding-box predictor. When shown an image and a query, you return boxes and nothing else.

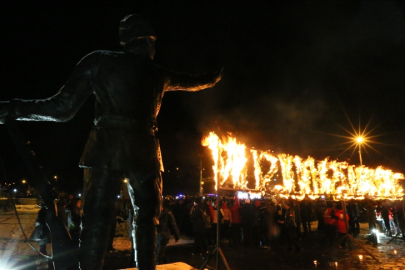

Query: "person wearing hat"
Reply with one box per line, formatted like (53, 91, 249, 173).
(0, 14, 222, 270)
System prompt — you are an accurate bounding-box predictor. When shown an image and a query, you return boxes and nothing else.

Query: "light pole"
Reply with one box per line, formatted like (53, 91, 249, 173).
(199, 159, 204, 196)
(356, 136, 363, 166)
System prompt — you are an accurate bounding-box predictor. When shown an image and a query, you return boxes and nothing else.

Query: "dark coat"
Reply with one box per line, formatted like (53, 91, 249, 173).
(157, 208, 180, 243)
(191, 204, 206, 233)
(3, 50, 221, 172)
(240, 203, 255, 225)
(30, 207, 51, 246)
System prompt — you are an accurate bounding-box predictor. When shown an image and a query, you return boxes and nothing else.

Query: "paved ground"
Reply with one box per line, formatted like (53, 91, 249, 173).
(2, 207, 405, 270)
(105, 223, 405, 270)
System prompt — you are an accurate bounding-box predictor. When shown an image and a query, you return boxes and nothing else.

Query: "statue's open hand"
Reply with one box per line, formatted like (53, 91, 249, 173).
(0, 101, 9, 124)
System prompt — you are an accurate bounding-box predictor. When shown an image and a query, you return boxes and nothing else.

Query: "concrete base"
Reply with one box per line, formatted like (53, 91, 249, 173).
(120, 262, 197, 270)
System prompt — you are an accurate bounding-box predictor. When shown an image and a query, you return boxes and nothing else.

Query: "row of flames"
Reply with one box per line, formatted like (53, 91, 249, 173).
(202, 132, 405, 200)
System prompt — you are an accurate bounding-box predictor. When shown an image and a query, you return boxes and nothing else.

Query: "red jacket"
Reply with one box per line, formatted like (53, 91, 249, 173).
(334, 209, 349, 233)
(207, 203, 215, 222)
(230, 203, 241, 224)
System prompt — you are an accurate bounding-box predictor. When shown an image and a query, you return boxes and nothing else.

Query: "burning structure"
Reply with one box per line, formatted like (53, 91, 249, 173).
(202, 132, 404, 200)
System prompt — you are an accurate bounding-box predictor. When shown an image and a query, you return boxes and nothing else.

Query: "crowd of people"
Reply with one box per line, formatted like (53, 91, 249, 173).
(26, 190, 405, 266)
(162, 195, 405, 256)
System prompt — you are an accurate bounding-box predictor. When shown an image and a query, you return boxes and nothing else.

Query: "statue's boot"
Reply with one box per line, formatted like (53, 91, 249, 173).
(132, 218, 157, 270)
(127, 171, 162, 270)
(79, 168, 121, 270)
(78, 224, 111, 270)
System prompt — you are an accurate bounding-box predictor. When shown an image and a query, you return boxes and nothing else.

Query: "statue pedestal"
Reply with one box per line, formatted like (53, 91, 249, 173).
(120, 262, 197, 270)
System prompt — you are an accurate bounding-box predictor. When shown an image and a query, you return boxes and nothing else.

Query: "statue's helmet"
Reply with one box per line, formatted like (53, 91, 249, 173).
(119, 14, 156, 46)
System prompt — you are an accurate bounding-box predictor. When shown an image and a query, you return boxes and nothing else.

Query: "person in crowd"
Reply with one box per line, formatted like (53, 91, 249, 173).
(252, 200, 262, 246)
(210, 200, 219, 246)
(30, 201, 53, 269)
(67, 197, 82, 247)
(258, 200, 273, 249)
(220, 201, 232, 243)
(381, 200, 391, 236)
(205, 199, 215, 246)
(156, 200, 180, 265)
(354, 201, 361, 233)
(173, 199, 188, 235)
(388, 202, 397, 236)
(323, 201, 337, 246)
(315, 199, 326, 232)
(240, 198, 255, 246)
(276, 199, 286, 243)
(375, 201, 385, 233)
(30, 202, 51, 256)
(292, 199, 302, 241)
(346, 200, 357, 236)
(191, 197, 208, 255)
(281, 201, 301, 252)
(230, 199, 242, 245)
(334, 203, 349, 249)
(57, 194, 70, 228)
(395, 201, 405, 239)
(300, 199, 312, 235)
(364, 200, 377, 233)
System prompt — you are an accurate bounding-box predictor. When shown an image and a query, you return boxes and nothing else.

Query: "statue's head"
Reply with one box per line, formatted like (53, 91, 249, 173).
(119, 14, 156, 59)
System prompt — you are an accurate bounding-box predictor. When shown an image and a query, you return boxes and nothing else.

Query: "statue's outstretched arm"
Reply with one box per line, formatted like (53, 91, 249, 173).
(163, 67, 223, 92)
(0, 53, 97, 123)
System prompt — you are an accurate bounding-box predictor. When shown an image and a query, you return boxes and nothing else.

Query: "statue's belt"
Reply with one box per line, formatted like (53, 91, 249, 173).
(94, 117, 157, 133)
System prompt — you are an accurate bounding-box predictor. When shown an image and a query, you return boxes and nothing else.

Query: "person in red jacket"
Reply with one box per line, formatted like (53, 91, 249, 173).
(334, 203, 349, 249)
(230, 199, 242, 244)
(323, 201, 337, 246)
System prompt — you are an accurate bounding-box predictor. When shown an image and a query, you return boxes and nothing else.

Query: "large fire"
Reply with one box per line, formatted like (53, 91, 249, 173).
(201, 132, 404, 200)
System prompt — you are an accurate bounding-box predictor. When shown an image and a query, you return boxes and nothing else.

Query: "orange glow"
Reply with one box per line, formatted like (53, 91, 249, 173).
(202, 132, 404, 199)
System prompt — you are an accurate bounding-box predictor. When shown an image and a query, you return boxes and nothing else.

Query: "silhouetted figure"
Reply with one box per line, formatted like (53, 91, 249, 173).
(240, 199, 255, 245)
(157, 201, 180, 264)
(0, 14, 221, 270)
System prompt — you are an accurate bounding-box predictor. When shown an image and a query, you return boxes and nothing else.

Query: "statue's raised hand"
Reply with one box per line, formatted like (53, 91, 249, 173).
(0, 101, 9, 124)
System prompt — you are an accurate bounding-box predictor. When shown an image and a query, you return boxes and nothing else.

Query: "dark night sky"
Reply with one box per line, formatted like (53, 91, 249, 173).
(1, 1, 405, 195)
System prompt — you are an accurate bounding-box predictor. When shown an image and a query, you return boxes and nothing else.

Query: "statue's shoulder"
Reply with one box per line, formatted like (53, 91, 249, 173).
(77, 50, 124, 65)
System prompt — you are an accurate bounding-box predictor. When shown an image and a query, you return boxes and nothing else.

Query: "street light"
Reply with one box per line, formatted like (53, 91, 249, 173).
(22, 180, 26, 184)
(356, 136, 364, 166)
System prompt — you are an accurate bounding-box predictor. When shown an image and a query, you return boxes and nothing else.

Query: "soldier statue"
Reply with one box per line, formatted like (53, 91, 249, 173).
(0, 14, 222, 270)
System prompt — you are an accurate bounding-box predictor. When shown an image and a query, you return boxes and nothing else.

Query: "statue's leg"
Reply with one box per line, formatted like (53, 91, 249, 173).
(127, 171, 162, 270)
(79, 168, 123, 270)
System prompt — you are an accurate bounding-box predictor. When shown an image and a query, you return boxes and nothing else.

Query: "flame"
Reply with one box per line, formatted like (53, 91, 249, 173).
(202, 132, 404, 199)
(202, 132, 248, 189)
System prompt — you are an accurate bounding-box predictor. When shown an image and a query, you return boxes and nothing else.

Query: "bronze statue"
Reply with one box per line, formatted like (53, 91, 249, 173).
(0, 14, 222, 270)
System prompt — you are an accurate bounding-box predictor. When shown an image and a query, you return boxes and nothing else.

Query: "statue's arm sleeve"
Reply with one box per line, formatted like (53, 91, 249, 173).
(163, 67, 222, 92)
(8, 52, 98, 122)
